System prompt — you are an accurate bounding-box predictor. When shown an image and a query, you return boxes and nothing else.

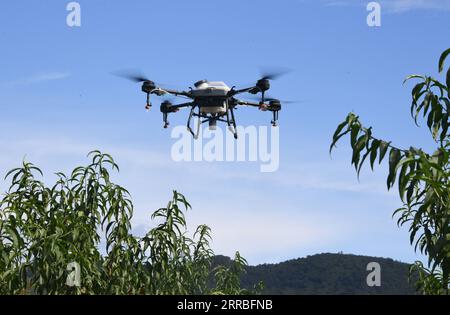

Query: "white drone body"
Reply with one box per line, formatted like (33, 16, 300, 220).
(190, 81, 231, 114)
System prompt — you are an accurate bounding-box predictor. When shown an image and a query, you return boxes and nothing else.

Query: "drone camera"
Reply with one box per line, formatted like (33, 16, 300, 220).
(209, 118, 217, 131)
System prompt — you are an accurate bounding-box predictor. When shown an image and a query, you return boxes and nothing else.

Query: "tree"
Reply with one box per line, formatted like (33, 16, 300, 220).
(0, 151, 260, 295)
(330, 48, 450, 295)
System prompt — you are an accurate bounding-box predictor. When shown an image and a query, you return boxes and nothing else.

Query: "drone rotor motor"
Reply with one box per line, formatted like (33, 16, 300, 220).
(268, 99, 281, 127)
(256, 78, 270, 92)
(268, 99, 281, 111)
(160, 100, 174, 128)
(160, 100, 173, 113)
(141, 80, 156, 93)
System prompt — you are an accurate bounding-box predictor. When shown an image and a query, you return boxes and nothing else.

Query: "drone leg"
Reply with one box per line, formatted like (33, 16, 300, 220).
(229, 107, 238, 139)
(271, 111, 279, 127)
(145, 93, 152, 110)
(163, 113, 169, 128)
(225, 101, 234, 133)
(194, 107, 201, 139)
(187, 106, 196, 138)
(187, 106, 201, 139)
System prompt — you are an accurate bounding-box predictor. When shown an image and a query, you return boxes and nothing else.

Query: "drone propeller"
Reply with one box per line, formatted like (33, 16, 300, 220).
(243, 95, 299, 104)
(112, 69, 160, 109)
(259, 67, 291, 81)
(234, 67, 292, 89)
(111, 69, 152, 83)
(112, 69, 185, 92)
(264, 98, 297, 105)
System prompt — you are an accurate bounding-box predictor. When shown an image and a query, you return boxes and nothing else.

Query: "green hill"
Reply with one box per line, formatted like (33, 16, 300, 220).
(213, 253, 418, 295)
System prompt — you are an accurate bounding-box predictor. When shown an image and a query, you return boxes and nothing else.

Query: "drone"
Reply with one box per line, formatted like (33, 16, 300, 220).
(115, 70, 291, 139)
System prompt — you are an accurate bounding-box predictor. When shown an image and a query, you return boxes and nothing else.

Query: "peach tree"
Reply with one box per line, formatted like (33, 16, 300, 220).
(0, 151, 261, 295)
(331, 49, 450, 294)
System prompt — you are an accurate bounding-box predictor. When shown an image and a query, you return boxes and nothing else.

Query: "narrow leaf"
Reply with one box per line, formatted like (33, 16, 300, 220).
(438, 48, 450, 73)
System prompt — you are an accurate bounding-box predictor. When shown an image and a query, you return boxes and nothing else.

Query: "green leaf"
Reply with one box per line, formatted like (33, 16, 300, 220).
(387, 148, 402, 189)
(404, 74, 425, 84)
(350, 124, 360, 149)
(411, 82, 426, 115)
(357, 149, 370, 178)
(369, 140, 380, 170)
(438, 48, 450, 73)
(4, 168, 21, 180)
(5, 226, 22, 247)
(427, 110, 434, 130)
(379, 141, 390, 164)
(329, 130, 350, 154)
(446, 68, 450, 96)
(332, 120, 348, 139)
(441, 113, 449, 142)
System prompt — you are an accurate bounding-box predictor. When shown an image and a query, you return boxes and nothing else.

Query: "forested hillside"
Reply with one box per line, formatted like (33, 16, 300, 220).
(213, 253, 418, 295)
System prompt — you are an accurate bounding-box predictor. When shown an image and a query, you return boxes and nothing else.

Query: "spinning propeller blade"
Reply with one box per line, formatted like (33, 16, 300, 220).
(112, 69, 151, 83)
(244, 95, 299, 104)
(260, 67, 291, 80)
(234, 67, 292, 90)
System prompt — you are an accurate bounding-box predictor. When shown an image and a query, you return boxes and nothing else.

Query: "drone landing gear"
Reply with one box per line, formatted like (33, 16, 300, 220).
(187, 106, 201, 139)
(145, 93, 152, 110)
(186, 105, 239, 140)
(271, 110, 279, 127)
(161, 100, 186, 129)
(163, 113, 169, 128)
(227, 107, 238, 139)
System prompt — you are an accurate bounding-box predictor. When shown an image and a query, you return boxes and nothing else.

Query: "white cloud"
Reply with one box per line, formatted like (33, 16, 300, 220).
(203, 161, 395, 196)
(189, 210, 350, 264)
(6, 72, 71, 86)
(383, 0, 450, 12)
(0, 134, 394, 196)
(0, 134, 404, 265)
(323, 0, 357, 7)
(321, 0, 450, 12)
(131, 202, 353, 265)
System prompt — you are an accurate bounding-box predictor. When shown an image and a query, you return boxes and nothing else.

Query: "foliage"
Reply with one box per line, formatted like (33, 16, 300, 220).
(212, 252, 264, 295)
(330, 48, 450, 295)
(0, 151, 259, 295)
(226, 253, 417, 295)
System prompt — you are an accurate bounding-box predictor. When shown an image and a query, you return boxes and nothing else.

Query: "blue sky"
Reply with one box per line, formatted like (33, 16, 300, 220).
(0, 0, 449, 265)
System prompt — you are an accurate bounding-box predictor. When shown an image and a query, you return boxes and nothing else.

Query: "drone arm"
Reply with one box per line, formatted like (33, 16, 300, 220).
(236, 100, 272, 112)
(156, 88, 192, 98)
(169, 101, 194, 110)
(236, 100, 263, 107)
(228, 86, 258, 97)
